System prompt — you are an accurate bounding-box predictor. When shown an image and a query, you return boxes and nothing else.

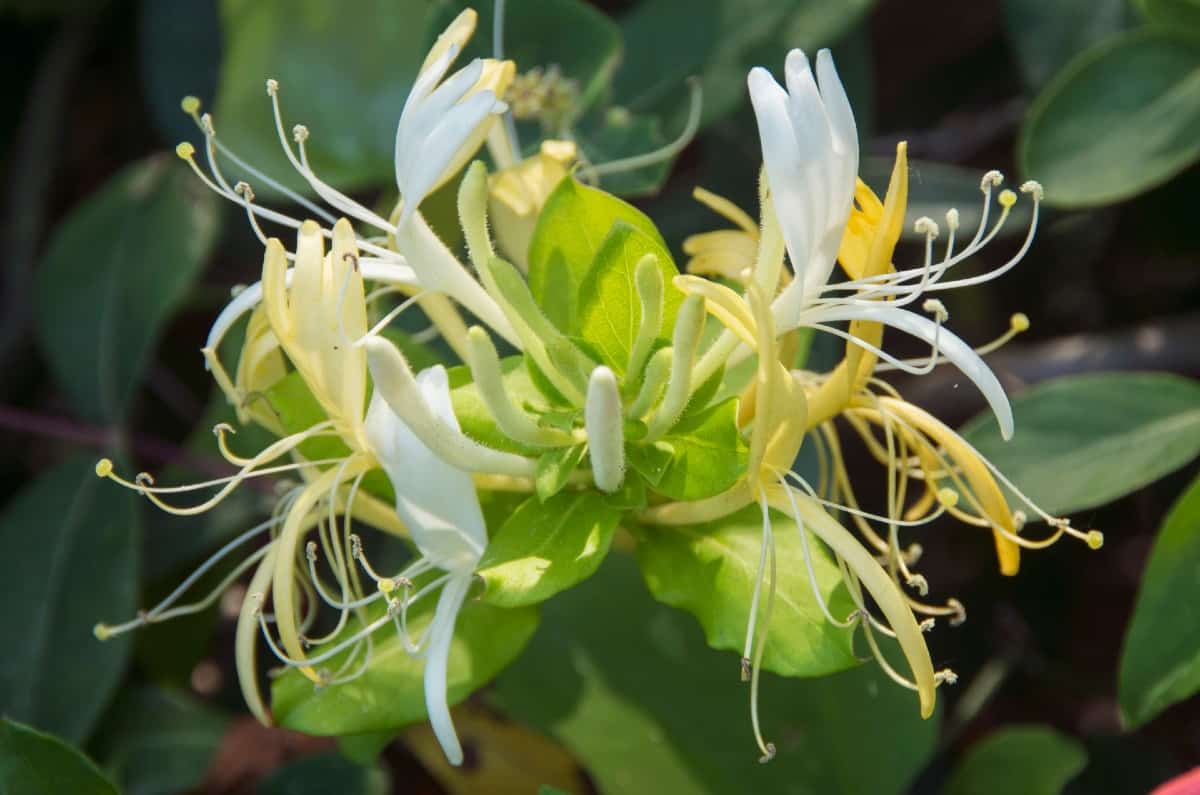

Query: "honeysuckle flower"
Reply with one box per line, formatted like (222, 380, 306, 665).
(486, 139, 578, 270)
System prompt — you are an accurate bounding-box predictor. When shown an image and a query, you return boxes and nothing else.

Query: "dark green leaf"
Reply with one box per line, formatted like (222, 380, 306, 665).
(494, 554, 937, 795)
(527, 177, 667, 333)
(34, 155, 220, 423)
(632, 504, 857, 677)
(0, 719, 119, 795)
(535, 444, 587, 501)
(94, 686, 228, 795)
(260, 752, 389, 795)
(0, 456, 138, 744)
(539, 788, 572, 795)
(576, 108, 674, 197)
(273, 597, 537, 735)
(139, 0, 221, 145)
(337, 731, 397, 764)
(1019, 30, 1200, 206)
(1120, 474, 1200, 727)
(1003, 0, 1128, 88)
(1136, 0, 1200, 33)
(959, 373, 1200, 515)
(479, 492, 620, 607)
(945, 725, 1086, 795)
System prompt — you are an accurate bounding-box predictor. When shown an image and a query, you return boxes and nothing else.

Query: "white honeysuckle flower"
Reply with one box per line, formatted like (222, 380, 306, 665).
(747, 48, 1045, 440)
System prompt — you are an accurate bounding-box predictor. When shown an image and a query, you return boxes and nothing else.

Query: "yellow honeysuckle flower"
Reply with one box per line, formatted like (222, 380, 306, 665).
(487, 139, 578, 270)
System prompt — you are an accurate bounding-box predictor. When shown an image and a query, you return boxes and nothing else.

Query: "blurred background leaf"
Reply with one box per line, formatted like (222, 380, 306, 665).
(1136, 0, 1200, 32)
(0, 718, 119, 795)
(138, 0, 222, 146)
(1119, 474, 1200, 728)
(33, 154, 220, 424)
(944, 725, 1086, 795)
(1019, 30, 1200, 207)
(0, 455, 138, 745)
(258, 752, 389, 795)
(494, 553, 938, 795)
(1003, 0, 1129, 89)
(959, 372, 1200, 516)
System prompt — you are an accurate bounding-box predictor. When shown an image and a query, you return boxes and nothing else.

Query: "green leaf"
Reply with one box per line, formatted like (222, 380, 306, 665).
(958, 373, 1200, 516)
(273, 597, 538, 735)
(632, 397, 747, 502)
(1136, 0, 1200, 33)
(535, 444, 587, 501)
(632, 505, 857, 677)
(0, 719, 119, 795)
(139, 0, 221, 145)
(33, 155, 220, 423)
(260, 752, 389, 795)
(448, 356, 551, 456)
(1120, 474, 1200, 727)
(214, 0, 435, 193)
(494, 554, 937, 795)
(337, 731, 396, 764)
(428, 0, 621, 116)
(527, 177, 668, 334)
(0, 456, 139, 744)
(1019, 29, 1200, 207)
(945, 725, 1087, 795)
(1003, 0, 1128, 88)
(576, 222, 683, 377)
(479, 492, 621, 607)
(539, 788, 572, 795)
(575, 108, 674, 197)
(93, 686, 228, 795)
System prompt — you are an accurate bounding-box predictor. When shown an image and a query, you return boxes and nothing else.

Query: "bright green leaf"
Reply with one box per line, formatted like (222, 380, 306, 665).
(449, 356, 550, 456)
(632, 397, 747, 502)
(632, 505, 857, 677)
(0, 457, 138, 745)
(527, 177, 667, 333)
(494, 554, 937, 795)
(0, 719, 119, 795)
(479, 492, 620, 607)
(577, 223, 683, 376)
(959, 373, 1200, 516)
(337, 731, 396, 764)
(94, 686, 228, 795)
(214, 0, 435, 193)
(535, 444, 587, 501)
(945, 725, 1087, 795)
(273, 597, 538, 735)
(1019, 29, 1200, 207)
(260, 752, 389, 795)
(1136, 0, 1200, 32)
(1120, 474, 1200, 727)
(1003, 0, 1128, 88)
(34, 155, 220, 423)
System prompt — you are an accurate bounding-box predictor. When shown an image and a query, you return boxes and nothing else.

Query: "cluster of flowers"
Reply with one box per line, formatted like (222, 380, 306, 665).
(92, 7, 1100, 766)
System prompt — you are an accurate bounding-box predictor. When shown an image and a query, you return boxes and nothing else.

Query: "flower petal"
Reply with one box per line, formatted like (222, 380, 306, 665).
(423, 570, 475, 766)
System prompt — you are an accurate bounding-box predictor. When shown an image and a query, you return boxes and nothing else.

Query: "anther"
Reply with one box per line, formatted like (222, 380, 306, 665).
(1086, 530, 1104, 550)
(265, 78, 279, 96)
(135, 472, 155, 488)
(922, 298, 948, 321)
(906, 574, 930, 597)
(93, 623, 111, 641)
(305, 541, 318, 562)
(212, 422, 236, 437)
(95, 458, 113, 478)
(180, 96, 201, 115)
(378, 578, 396, 594)
(1012, 510, 1027, 532)
(343, 251, 359, 272)
(292, 124, 309, 143)
(385, 598, 402, 618)
(349, 534, 364, 559)
(936, 488, 958, 509)
(1020, 180, 1044, 201)
(199, 112, 215, 135)
(981, 170, 1004, 190)
(945, 207, 960, 230)
(759, 743, 777, 764)
(913, 216, 939, 238)
(998, 189, 1017, 209)
(230, 284, 247, 298)
(234, 181, 254, 202)
(935, 668, 958, 686)
(1010, 312, 1030, 332)
(919, 618, 936, 633)
(948, 598, 966, 626)
(175, 142, 195, 160)
(740, 656, 751, 682)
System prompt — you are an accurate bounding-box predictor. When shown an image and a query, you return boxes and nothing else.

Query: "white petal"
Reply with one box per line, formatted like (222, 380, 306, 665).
(423, 570, 474, 766)
(805, 304, 1014, 439)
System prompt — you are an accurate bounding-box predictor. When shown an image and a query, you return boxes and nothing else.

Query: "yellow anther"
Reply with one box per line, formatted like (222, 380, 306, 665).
(998, 189, 1017, 209)
(936, 488, 959, 508)
(95, 458, 113, 477)
(1010, 312, 1030, 332)
(1086, 530, 1104, 550)
(378, 578, 396, 594)
(180, 96, 201, 115)
(93, 623, 111, 641)
(175, 142, 195, 160)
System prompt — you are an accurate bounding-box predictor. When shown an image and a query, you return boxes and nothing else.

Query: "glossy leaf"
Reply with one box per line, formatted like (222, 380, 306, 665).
(214, 0, 434, 193)
(478, 492, 620, 607)
(527, 177, 667, 334)
(1136, 0, 1200, 32)
(33, 155, 220, 423)
(959, 373, 1200, 516)
(630, 398, 747, 502)
(494, 554, 937, 795)
(577, 222, 683, 376)
(273, 597, 538, 735)
(1120, 474, 1200, 727)
(259, 752, 389, 795)
(633, 505, 857, 677)
(94, 686, 228, 795)
(945, 725, 1087, 795)
(535, 444, 587, 501)
(0, 456, 138, 744)
(1003, 0, 1128, 88)
(0, 719, 119, 795)
(1019, 30, 1200, 207)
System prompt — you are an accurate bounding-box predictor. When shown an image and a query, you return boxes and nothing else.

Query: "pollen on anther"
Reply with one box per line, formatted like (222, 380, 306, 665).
(180, 96, 201, 115)
(914, 216, 938, 238)
(945, 207, 960, 229)
(234, 181, 255, 201)
(1010, 313, 1030, 332)
(292, 124, 309, 143)
(266, 78, 279, 96)
(1020, 180, 1044, 201)
(1086, 530, 1104, 550)
(95, 458, 113, 477)
(922, 298, 948, 321)
(174, 142, 195, 160)
(998, 189, 1017, 209)
(981, 170, 1004, 190)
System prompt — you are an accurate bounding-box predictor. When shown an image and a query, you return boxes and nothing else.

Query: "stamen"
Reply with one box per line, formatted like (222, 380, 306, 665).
(747, 494, 778, 764)
(578, 78, 702, 181)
